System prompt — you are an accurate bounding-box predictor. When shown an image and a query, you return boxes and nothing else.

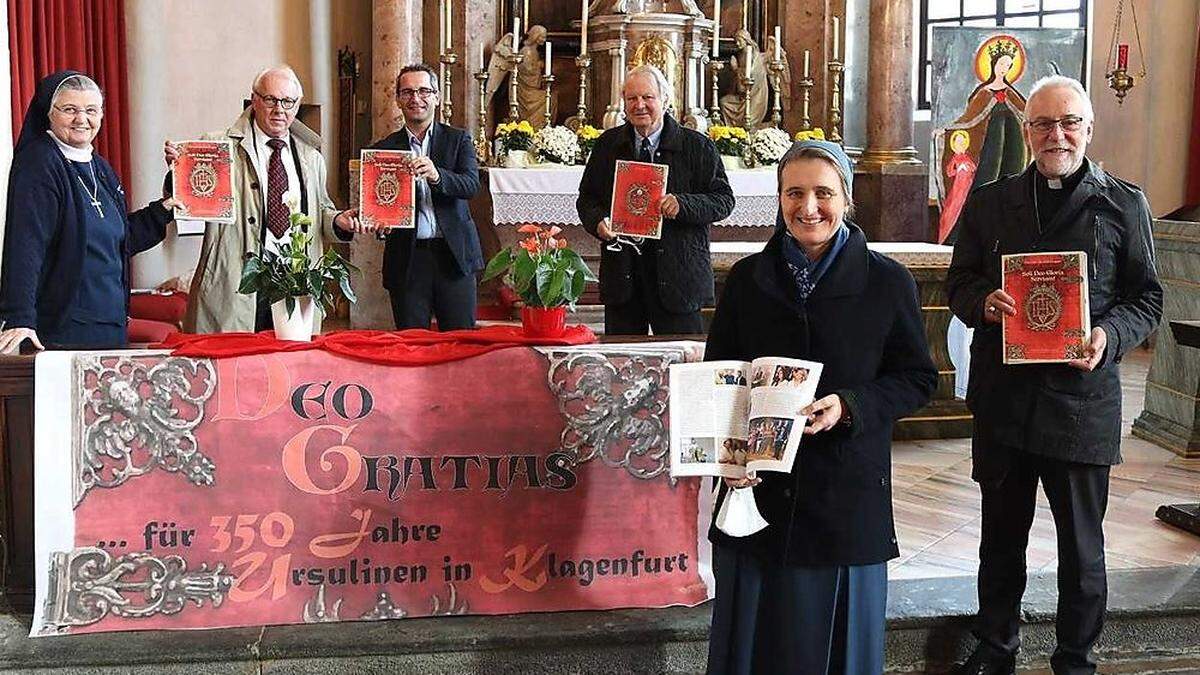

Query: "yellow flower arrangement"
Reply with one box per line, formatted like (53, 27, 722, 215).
(576, 124, 601, 164)
(708, 125, 749, 156)
(794, 128, 827, 142)
(496, 120, 536, 153)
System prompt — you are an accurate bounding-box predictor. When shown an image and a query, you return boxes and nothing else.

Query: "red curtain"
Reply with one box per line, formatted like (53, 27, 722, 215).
(7, 0, 130, 192)
(1188, 26, 1200, 206)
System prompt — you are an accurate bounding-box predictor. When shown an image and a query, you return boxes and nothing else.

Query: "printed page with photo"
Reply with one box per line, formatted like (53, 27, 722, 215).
(744, 357, 823, 475)
(668, 358, 823, 479)
(669, 361, 752, 478)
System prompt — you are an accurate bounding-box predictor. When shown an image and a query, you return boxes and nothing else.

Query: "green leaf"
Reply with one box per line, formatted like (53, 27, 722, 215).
(535, 265, 553, 306)
(482, 248, 515, 282)
(545, 268, 567, 306)
(570, 268, 586, 305)
(512, 251, 536, 293)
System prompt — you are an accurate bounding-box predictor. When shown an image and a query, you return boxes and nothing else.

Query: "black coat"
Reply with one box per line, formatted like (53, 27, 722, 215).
(946, 161, 1163, 476)
(576, 114, 734, 312)
(370, 123, 483, 289)
(0, 134, 170, 333)
(706, 225, 937, 566)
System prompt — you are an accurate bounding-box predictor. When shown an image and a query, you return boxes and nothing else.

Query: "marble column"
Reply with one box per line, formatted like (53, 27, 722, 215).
(853, 0, 928, 242)
(352, 0, 424, 329)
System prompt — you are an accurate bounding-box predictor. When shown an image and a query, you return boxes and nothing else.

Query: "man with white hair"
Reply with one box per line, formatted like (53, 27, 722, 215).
(947, 76, 1162, 675)
(169, 66, 369, 333)
(577, 64, 733, 335)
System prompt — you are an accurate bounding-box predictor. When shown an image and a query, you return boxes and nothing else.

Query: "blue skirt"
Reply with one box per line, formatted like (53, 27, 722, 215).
(706, 544, 888, 675)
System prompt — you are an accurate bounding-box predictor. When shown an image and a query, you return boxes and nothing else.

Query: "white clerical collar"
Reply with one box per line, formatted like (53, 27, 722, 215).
(46, 129, 93, 162)
(1047, 178, 1063, 189)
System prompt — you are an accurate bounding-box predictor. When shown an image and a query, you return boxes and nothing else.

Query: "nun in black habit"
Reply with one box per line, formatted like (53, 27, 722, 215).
(704, 140, 937, 674)
(0, 70, 176, 353)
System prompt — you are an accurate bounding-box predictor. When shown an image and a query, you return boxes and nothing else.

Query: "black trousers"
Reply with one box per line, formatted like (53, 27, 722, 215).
(604, 248, 703, 336)
(973, 447, 1110, 675)
(389, 238, 476, 331)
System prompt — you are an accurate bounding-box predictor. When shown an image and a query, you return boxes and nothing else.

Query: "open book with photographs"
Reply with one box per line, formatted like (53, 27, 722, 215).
(668, 357, 824, 479)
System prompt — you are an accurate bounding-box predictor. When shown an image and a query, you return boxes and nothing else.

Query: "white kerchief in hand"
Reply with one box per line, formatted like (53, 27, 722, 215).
(715, 484, 768, 537)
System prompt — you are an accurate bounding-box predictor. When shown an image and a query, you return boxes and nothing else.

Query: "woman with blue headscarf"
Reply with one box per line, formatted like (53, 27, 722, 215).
(0, 70, 177, 353)
(704, 140, 937, 674)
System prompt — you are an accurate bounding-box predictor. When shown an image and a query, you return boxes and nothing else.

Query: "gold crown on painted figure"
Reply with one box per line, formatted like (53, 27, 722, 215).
(987, 39, 1020, 62)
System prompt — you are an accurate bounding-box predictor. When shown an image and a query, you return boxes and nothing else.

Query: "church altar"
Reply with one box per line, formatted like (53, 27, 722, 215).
(487, 166, 779, 227)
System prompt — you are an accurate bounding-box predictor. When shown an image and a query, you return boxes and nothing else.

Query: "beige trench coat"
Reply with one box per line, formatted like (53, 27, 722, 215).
(182, 108, 343, 334)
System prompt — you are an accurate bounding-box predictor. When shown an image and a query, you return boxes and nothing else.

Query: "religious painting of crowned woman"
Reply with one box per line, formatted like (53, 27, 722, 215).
(934, 35, 1029, 243)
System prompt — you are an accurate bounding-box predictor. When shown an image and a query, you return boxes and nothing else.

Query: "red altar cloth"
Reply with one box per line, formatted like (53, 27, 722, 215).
(156, 325, 597, 366)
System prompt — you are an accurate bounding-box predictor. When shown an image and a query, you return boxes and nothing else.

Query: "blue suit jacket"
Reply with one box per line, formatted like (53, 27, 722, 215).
(370, 123, 482, 289)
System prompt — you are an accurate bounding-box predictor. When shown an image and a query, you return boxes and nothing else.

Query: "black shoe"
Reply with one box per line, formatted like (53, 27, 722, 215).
(956, 644, 1016, 675)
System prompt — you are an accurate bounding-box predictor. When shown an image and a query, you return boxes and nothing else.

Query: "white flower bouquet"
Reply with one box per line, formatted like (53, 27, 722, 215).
(747, 127, 793, 167)
(532, 125, 580, 166)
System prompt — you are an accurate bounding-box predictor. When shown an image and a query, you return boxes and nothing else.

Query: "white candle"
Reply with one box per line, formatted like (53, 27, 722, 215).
(580, 0, 589, 55)
(446, 0, 452, 53)
(711, 0, 721, 57)
(479, 42, 485, 72)
(523, 0, 529, 36)
(545, 40, 552, 76)
(513, 17, 520, 51)
(774, 25, 781, 60)
(833, 16, 840, 59)
(743, 44, 751, 78)
(803, 49, 810, 78)
(438, 0, 445, 54)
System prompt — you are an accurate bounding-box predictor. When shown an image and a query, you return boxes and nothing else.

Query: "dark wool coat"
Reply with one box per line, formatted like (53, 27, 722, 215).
(0, 70, 170, 334)
(576, 114, 734, 312)
(946, 161, 1163, 478)
(706, 224, 937, 566)
(371, 123, 483, 289)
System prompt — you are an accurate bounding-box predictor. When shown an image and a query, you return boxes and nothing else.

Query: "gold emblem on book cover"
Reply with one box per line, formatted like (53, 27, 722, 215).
(187, 161, 218, 197)
(625, 183, 652, 217)
(1023, 283, 1063, 331)
(375, 171, 401, 206)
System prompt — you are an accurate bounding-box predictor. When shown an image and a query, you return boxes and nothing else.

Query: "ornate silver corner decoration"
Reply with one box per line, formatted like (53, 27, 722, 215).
(74, 356, 218, 504)
(541, 345, 694, 480)
(302, 584, 343, 623)
(39, 547, 233, 633)
(430, 582, 468, 615)
(360, 591, 409, 620)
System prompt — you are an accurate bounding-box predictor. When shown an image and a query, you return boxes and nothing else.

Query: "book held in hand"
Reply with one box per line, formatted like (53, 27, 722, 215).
(668, 357, 824, 479)
(359, 149, 416, 229)
(610, 159, 669, 239)
(172, 140, 235, 223)
(1001, 251, 1091, 364)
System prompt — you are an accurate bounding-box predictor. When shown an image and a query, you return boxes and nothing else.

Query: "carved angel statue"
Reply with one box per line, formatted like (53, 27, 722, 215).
(483, 25, 550, 127)
(719, 28, 769, 128)
(764, 34, 793, 112)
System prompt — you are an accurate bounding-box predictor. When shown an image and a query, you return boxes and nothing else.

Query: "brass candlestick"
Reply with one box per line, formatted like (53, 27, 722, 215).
(739, 74, 755, 129)
(507, 51, 525, 122)
(574, 53, 592, 129)
(541, 73, 556, 128)
(707, 58, 725, 126)
(826, 58, 844, 144)
(439, 51, 458, 124)
(797, 72, 814, 131)
(767, 60, 784, 128)
(474, 68, 491, 164)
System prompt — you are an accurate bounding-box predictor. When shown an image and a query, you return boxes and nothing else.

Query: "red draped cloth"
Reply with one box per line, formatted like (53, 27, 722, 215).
(7, 0, 131, 192)
(155, 326, 598, 366)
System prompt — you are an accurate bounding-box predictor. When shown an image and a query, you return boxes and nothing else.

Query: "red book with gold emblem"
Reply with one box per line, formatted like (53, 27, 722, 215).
(172, 140, 235, 223)
(610, 159, 669, 239)
(1001, 251, 1091, 364)
(359, 149, 416, 229)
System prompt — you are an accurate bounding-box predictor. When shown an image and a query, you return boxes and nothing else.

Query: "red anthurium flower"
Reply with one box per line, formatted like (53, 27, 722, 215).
(517, 224, 541, 234)
(556, 238, 568, 249)
(519, 238, 540, 253)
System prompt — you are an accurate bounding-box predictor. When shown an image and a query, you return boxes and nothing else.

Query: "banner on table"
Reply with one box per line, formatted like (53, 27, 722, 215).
(31, 343, 711, 635)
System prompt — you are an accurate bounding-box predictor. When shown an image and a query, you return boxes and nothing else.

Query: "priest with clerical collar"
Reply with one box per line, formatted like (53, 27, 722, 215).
(947, 75, 1163, 675)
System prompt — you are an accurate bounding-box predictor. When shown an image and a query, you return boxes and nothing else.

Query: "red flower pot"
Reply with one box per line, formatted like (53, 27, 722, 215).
(521, 306, 567, 338)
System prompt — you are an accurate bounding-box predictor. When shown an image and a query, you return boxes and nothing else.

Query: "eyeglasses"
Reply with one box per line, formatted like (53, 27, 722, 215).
(1025, 115, 1086, 134)
(52, 105, 103, 118)
(254, 92, 299, 110)
(398, 87, 438, 99)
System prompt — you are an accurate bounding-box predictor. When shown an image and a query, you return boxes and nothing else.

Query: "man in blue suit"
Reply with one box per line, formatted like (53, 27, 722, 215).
(370, 64, 483, 330)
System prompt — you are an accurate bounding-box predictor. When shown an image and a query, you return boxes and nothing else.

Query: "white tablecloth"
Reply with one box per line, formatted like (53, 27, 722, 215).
(487, 166, 779, 227)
